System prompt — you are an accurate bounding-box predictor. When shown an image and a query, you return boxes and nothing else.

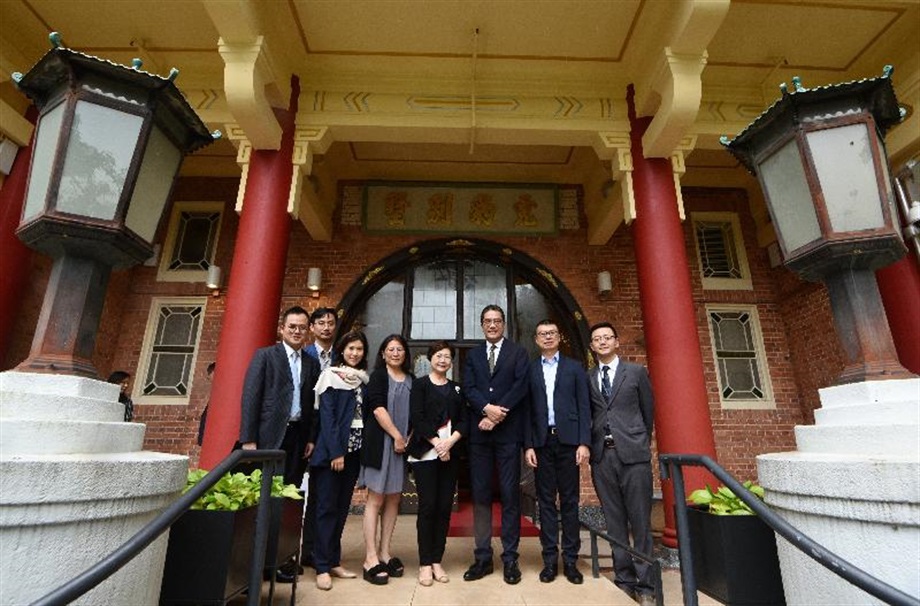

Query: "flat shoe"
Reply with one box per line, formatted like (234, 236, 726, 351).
(331, 566, 357, 579)
(418, 567, 433, 587)
(363, 563, 389, 585)
(316, 573, 332, 591)
(433, 570, 449, 583)
(386, 557, 405, 578)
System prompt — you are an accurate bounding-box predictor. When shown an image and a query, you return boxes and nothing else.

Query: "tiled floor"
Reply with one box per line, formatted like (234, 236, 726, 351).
(246, 514, 721, 606)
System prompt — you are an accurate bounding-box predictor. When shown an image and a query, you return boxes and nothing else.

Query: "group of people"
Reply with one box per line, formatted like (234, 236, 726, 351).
(238, 304, 657, 605)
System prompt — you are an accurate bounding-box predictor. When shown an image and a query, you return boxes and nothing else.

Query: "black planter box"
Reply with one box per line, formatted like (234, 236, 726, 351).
(159, 498, 303, 605)
(159, 506, 256, 605)
(686, 506, 786, 606)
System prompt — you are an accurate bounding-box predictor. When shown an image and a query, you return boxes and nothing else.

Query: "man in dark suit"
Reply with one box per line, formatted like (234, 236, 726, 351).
(239, 305, 321, 582)
(240, 305, 321, 482)
(462, 304, 530, 585)
(587, 321, 656, 606)
(524, 319, 591, 584)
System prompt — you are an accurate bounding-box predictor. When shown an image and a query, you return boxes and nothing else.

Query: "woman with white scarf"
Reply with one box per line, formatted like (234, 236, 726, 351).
(309, 330, 370, 591)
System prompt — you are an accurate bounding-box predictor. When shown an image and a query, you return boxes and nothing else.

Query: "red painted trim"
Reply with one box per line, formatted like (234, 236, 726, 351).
(199, 78, 300, 469)
(627, 85, 718, 548)
(0, 107, 38, 367)
(877, 255, 920, 375)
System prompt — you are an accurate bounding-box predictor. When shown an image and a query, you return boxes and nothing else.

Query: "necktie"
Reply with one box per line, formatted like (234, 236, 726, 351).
(290, 351, 302, 420)
(488, 344, 497, 375)
(319, 349, 330, 371)
(601, 365, 612, 399)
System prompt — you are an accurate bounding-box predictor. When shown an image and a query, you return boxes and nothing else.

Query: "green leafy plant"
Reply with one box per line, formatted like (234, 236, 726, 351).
(184, 469, 302, 511)
(688, 481, 765, 516)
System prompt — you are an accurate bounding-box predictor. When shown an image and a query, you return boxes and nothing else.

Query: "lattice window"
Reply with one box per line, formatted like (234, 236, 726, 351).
(692, 212, 752, 290)
(707, 306, 774, 408)
(157, 201, 223, 282)
(135, 298, 207, 403)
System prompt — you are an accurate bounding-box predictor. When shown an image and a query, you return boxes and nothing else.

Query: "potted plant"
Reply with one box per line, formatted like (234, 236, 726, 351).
(685, 482, 786, 606)
(159, 469, 302, 605)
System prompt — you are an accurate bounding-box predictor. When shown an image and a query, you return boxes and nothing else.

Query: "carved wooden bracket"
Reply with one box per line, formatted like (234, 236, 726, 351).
(218, 36, 283, 150)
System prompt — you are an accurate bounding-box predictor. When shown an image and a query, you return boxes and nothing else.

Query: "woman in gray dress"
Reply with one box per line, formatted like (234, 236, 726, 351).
(358, 334, 412, 584)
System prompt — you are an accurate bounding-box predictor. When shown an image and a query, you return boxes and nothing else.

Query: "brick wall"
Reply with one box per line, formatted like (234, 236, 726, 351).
(3, 178, 848, 503)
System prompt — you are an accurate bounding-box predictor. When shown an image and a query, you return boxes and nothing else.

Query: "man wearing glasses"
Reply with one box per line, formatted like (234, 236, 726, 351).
(524, 319, 591, 584)
(587, 322, 656, 606)
(239, 306, 322, 581)
(462, 305, 529, 584)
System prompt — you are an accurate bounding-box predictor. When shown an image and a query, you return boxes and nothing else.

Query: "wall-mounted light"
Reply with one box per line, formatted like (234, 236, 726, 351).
(206, 265, 222, 297)
(597, 270, 613, 295)
(307, 267, 322, 298)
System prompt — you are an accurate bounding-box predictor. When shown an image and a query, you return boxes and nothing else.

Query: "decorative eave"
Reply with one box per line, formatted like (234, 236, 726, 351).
(721, 66, 905, 175)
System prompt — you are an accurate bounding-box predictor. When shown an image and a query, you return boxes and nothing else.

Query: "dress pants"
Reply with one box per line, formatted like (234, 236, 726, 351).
(413, 458, 457, 566)
(590, 448, 654, 596)
(469, 440, 521, 565)
(534, 434, 580, 565)
(312, 450, 361, 574)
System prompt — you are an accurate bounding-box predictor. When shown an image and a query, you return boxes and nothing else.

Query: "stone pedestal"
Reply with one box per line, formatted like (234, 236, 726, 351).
(0, 372, 187, 606)
(758, 378, 920, 605)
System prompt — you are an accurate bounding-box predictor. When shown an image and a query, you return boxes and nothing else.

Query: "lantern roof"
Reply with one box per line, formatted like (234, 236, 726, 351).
(721, 66, 904, 175)
(13, 35, 217, 154)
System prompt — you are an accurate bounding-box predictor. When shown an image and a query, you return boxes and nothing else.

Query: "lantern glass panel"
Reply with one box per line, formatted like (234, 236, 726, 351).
(56, 100, 143, 221)
(807, 123, 884, 233)
(125, 125, 182, 243)
(22, 102, 66, 223)
(759, 138, 822, 255)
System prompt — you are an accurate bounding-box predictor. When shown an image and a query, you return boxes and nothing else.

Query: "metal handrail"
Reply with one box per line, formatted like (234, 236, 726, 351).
(581, 522, 663, 606)
(659, 453, 919, 606)
(521, 486, 663, 605)
(31, 449, 286, 606)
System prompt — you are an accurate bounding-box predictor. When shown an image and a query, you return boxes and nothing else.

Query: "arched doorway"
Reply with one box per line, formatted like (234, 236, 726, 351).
(337, 237, 591, 375)
(336, 238, 591, 515)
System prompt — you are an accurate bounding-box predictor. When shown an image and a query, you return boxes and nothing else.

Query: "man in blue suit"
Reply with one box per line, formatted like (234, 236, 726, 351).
(587, 322, 656, 606)
(462, 304, 530, 585)
(524, 319, 590, 584)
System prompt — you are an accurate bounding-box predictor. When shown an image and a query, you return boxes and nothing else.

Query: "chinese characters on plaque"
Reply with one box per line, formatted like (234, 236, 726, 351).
(365, 183, 557, 234)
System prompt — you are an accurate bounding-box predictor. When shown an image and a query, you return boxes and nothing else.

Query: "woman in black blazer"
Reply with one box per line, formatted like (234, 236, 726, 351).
(310, 330, 370, 591)
(407, 341, 468, 586)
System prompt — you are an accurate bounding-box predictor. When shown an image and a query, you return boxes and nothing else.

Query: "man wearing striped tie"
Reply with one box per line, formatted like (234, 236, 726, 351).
(587, 322, 656, 606)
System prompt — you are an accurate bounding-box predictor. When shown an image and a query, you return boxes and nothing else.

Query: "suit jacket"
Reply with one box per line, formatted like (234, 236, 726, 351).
(407, 375, 468, 459)
(588, 359, 654, 465)
(304, 343, 335, 367)
(524, 354, 591, 449)
(463, 338, 529, 444)
(311, 379, 367, 467)
(239, 343, 320, 450)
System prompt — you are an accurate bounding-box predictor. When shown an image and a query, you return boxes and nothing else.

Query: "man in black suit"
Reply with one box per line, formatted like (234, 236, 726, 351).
(462, 304, 529, 585)
(587, 322, 656, 606)
(524, 319, 591, 584)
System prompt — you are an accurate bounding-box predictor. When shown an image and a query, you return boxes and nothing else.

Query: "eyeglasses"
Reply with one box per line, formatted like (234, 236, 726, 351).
(432, 352, 452, 360)
(482, 318, 504, 326)
(286, 325, 309, 333)
(536, 330, 559, 339)
(591, 334, 617, 343)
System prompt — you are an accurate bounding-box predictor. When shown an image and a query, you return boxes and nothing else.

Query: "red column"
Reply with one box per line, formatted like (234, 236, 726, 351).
(627, 86, 718, 548)
(0, 108, 37, 367)
(877, 256, 920, 375)
(199, 79, 300, 470)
